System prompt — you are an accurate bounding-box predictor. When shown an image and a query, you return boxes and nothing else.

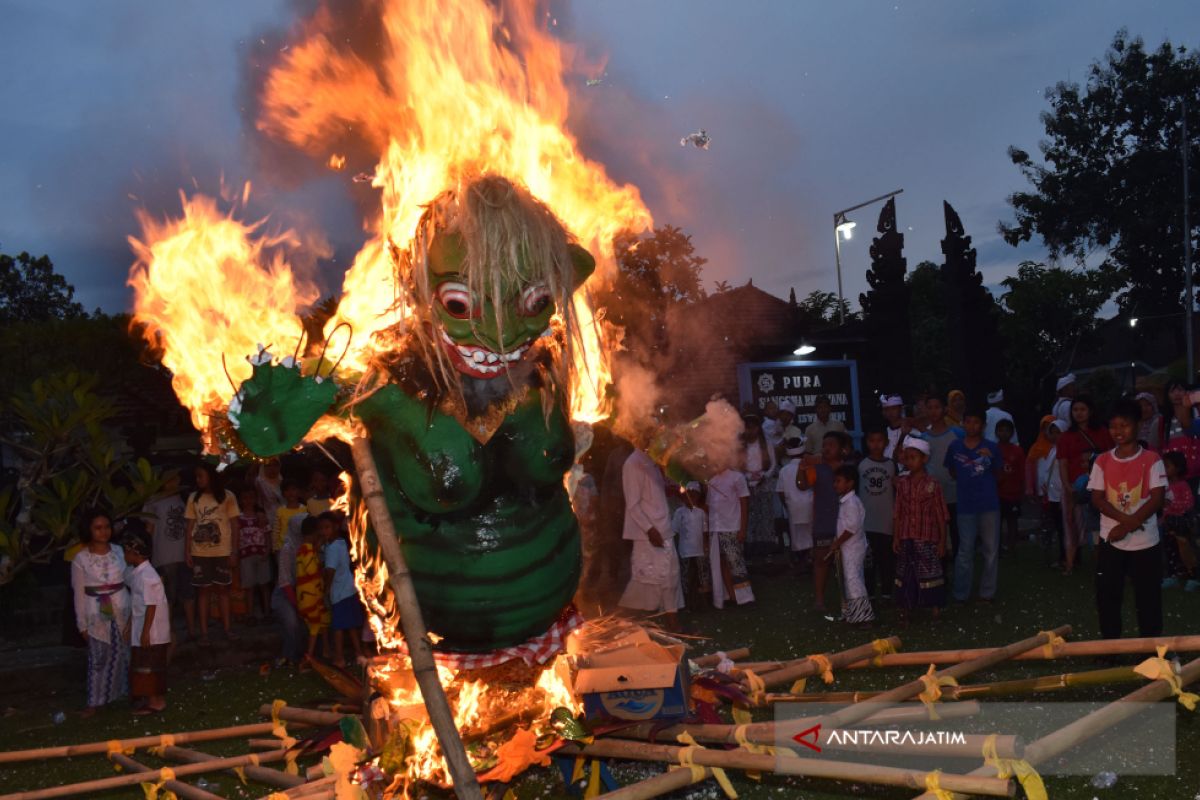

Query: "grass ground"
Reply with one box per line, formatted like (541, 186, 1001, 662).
(1, 540, 1197, 798)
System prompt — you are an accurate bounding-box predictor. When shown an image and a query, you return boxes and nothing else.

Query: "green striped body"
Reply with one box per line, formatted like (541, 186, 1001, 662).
(355, 384, 580, 652)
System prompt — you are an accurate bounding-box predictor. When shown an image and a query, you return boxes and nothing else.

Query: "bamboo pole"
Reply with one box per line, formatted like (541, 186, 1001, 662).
(692, 648, 751, 667)
(0, 722, 283, 765)
(909, 655, 1200, 800)
(790, 626, 1072, 743)
(107, 753, 225, 800)
(0, 749, 287, 800)
(848, 634, 1200, 669)
(595, 766, 710, 800)
(770, 666, 1140, 704)
(558, 739, 1013, 797)
(608, 701, 983, 747)
(257, 703, 349, 727)
(674, 628, 1070, 749)
(349, 436, 482, 800)
(282, 775, 337, 798)
(161, 745, 305, 789)
(742, 637, 902, 691)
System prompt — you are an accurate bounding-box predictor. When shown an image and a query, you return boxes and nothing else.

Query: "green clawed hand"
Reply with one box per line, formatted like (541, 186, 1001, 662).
(228, 352, 338, 458)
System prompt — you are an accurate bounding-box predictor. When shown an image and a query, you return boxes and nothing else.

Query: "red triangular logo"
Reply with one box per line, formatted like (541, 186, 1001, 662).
(792, 723, 822, 753)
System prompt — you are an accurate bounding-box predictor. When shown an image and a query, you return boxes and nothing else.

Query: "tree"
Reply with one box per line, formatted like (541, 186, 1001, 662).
(599, 225, 707, 361)
(0, 250, 86, 324)
(998, 260, 1120, 386)
(794, 290, 855, 327)
(0, 372, 172, 585)
(1001, 31, 1200, 315)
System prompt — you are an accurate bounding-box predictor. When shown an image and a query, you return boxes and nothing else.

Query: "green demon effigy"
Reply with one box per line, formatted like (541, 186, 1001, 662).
(225, 175, 594, 654)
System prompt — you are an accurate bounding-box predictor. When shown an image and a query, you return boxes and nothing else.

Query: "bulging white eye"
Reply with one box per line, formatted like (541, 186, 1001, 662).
(520, 285, 553, 317)
(437, 282, 474, 319)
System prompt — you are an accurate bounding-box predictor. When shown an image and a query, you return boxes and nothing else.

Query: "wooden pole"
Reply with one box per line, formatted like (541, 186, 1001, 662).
(559, 739, 1014, 797)
(595, 767, 710, 800)
(283, 775, 337, 798)
(908, 655, 1200, 800)
(349, 436, 482, 800)
(692, 648, 751, 667)
(107, 753, 225, 800)
(0, 722, 282, 765)
(743, 637, 902, 691)
(161, 745, 305, 789)
(257, 703, 349, 727)
(0, 749, 287, 800)
(847, 634, 1200, 669)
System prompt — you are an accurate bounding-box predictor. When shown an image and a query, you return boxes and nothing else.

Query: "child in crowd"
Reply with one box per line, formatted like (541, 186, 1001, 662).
(271, 507, 307, 668)
(706, 466, 754, 609)
(944, 408, 1001, 602)
(185, 463, 240, 644)
(295, 516, 330, 667)
(673, 482, 710, 606)
(307, 470, 334, 515)
(995, 419, 1026, 553)
(1160, 451, 1198, 591)
(776, 438, 814, 572)
(237, 486, 273, 620)
(321, 512, 365, 666)
(830, 465, 873, 624)
(893, 437, 948, 624)
(121, 531, 170, 715)
(1088, 400, 1167, 639)
(797, 431, 852, 613)
(857, 429, 896, 600)
(1037, 421, 1066, 568)
(275, 480, 307, 554)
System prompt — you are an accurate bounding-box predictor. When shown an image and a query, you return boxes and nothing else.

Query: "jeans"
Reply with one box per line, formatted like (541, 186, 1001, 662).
(953, 510, 999, 601)
(1095, 540, 1162, 639)
(271, 586, 307, 663)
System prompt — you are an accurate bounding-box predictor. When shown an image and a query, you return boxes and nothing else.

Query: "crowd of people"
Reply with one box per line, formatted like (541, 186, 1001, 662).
(67, 458, 369, 716)
(612, 376, 1200, 644)
(64, 373, 1200, 716)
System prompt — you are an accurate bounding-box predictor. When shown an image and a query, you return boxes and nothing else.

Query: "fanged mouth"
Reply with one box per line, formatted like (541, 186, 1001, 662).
(439, 328, 532, 378)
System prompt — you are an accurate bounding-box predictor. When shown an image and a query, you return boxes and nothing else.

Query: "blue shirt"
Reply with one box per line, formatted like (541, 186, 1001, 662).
(943, 438, 1002, 514)
(323, 539, 357, 604)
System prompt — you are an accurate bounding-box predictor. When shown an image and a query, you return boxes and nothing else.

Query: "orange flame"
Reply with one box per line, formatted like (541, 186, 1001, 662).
(131, 0, 649, 435)
(129, 192, 318, 433)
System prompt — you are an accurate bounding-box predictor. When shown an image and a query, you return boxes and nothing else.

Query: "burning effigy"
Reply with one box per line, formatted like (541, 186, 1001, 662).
(125, 0, 661, 793)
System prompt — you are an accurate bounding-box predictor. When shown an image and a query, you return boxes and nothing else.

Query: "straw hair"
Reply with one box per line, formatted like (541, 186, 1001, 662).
(392, 173, 581, 404)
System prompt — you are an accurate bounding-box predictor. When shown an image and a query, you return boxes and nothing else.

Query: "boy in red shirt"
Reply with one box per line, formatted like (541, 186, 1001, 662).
(1088, 400, 1166, 639)
(995, 419, 1026, 553)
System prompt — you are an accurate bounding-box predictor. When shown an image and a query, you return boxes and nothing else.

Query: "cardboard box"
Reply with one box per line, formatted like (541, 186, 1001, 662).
(573, 629, 691, 721)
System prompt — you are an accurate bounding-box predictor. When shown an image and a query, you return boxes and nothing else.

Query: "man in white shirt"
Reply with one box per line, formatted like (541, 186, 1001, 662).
(707, 467, 755, 608)
(984, 390, 1019, 444)
(776, 439, 814, 560)
(618, 448, 683, 627)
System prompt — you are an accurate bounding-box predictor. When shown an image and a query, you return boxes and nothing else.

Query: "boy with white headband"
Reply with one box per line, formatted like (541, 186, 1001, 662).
(893, 436, 949, 624)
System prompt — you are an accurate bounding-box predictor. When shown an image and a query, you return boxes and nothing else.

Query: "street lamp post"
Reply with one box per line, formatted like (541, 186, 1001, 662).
(832, 189, 904, 326)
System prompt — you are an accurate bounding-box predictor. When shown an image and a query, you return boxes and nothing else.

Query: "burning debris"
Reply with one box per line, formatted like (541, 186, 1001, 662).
(680, 129, 712, 150)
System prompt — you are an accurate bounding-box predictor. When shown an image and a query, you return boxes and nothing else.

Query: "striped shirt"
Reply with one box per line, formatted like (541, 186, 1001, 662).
(894, 472, 948, 543)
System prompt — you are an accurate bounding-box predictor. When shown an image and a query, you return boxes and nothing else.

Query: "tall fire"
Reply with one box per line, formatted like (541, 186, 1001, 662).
(129, 0, 652, 793)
